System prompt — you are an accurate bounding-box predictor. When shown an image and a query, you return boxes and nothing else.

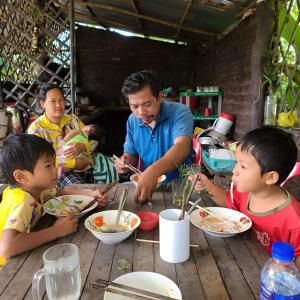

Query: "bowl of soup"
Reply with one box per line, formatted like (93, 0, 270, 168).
(85, 210, 141, 244)
(130, 174, 166, 189)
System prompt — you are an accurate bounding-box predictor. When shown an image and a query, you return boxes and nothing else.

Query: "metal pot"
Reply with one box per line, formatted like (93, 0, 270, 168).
(198, 136, 219, 145)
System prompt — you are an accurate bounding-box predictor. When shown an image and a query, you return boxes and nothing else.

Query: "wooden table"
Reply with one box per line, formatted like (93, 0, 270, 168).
(0, 183, 269, 300)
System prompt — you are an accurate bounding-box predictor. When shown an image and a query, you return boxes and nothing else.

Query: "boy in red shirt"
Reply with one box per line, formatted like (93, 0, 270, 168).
(190, 126, 300, 268)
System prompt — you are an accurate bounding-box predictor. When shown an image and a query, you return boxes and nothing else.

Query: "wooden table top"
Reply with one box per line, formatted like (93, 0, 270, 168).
(0, 183, 269, 300)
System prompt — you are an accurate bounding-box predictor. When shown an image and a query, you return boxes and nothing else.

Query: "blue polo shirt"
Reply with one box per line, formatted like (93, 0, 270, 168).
(124, 100, 193, 182)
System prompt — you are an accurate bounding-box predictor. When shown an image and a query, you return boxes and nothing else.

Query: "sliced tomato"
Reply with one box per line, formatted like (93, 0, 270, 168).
(199, 211, 207, 218)
(240, 217, 247, 223)
(130, 218, 138, 227)
(94, 216, 104, 227)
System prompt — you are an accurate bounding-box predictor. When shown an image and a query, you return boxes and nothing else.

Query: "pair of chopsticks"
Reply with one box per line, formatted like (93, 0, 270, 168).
(114, 188, 128, 229)
(113, 154, 142, 174)
(76, 180, 120, 213)
(178, 175, 199, 220)
(136, 238, 199, 248)
(89, 278, 177, 300)
(102, 179, 119, 194)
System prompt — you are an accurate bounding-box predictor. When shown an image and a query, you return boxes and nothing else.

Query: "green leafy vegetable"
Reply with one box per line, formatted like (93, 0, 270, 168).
(117, 258, 131, 270)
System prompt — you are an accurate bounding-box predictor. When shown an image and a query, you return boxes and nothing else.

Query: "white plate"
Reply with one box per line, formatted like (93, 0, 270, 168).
(189, 207, 252, 238)
(103, 272, 182, 300)
(44, 195, 97, 218)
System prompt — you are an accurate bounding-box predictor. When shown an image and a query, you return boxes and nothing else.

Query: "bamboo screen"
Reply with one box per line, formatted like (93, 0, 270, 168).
(267, 0, 300, 126)
(0, 0, 73, 114)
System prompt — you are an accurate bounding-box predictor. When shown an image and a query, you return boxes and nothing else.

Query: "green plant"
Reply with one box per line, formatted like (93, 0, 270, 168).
(263, 1, 300, 126)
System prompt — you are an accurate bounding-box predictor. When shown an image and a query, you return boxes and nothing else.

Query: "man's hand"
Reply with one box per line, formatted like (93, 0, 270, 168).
(114, 154, 138, 174)
(134, 171, 158, 203)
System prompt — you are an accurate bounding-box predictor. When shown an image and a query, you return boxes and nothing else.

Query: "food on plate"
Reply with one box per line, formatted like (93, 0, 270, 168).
(198, 215, 242, 233)
(45, 201, 80, 215)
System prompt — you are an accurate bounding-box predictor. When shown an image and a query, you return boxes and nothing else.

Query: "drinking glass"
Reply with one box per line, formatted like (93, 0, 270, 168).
(32, 243, 81, 300)
(172, 178, 191, 207)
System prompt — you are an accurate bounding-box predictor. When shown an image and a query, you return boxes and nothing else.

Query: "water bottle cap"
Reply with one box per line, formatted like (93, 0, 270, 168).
(272, 241, 294, 262)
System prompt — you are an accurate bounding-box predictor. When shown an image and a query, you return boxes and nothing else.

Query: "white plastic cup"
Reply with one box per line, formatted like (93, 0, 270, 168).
(213, 112, 235, 136)
(159, 209, 190, 263)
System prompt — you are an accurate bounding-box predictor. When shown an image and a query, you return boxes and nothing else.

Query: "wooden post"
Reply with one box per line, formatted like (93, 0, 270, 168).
(250, 0, 275, 129)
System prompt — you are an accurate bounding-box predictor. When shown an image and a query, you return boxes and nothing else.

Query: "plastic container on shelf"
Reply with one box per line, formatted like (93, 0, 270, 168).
(264, 95, 277, 125)
(180, 95, 198, 109)
(202, 150, 236, 173)
(260, 241, 300, 299)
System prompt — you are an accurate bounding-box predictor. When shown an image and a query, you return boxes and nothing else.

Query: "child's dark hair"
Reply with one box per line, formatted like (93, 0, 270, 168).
(88, 124, 106, 152)
(37, 83, 64, 102)
(0, 134, 55, 185)
(121, 70, 161, 100)
(238, 126, 297, 184)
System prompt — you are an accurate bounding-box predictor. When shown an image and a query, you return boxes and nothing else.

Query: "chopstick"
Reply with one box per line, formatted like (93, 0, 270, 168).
(92, 278, 178, 300)
(230, 181, 235, 204)
(77, 198, 98, 213)
(102, 179, 119, 194)
(89, 283, 158, 300)
(179, 175, 199, 220)
(76, 180, 120, 214)
(136, 238, 199, 248)
(114, 189, 128, 229)
(113, 154, 142, 174)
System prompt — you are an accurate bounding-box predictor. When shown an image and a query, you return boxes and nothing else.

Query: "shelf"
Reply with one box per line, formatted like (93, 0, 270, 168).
(180, 91, 222, 96)
(193, 114, 218, 121)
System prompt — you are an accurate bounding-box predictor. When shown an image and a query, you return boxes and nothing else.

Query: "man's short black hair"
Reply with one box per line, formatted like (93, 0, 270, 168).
(238, 126, 297, 184)
(37, 83, 64, 102)
(121, 70, 161, 100)
(0, 134, 55, 185)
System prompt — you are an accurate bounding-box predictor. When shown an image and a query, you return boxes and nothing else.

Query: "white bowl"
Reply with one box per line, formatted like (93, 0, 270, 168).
(189, 207, 252, 238)
(43, 195, 97, 219)
(104, 271, 182, 300)
(130, 174, 166, 189)
(85, 210, 141, 244)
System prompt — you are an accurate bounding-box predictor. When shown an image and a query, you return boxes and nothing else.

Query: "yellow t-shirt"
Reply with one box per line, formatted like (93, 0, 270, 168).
(0, 186, 56, 266)
(27, 114, 95, 170)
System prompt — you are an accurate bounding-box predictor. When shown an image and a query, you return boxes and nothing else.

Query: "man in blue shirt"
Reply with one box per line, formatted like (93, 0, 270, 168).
(115, 70, 193, 203)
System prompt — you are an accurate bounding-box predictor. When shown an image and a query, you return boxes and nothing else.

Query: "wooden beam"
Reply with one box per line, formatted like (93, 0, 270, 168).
(250, 0, 275, 128)
(175, 0, 193, 40)
(75, 0, 216, 36)
(74, 11, 209, 45)
(130, 0, 145, 34)
(83, 0, 108, 29)
(192, 0, 236, 11)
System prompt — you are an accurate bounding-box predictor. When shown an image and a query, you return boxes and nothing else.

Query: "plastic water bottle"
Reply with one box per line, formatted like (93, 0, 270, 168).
(260, 241, 300, 299)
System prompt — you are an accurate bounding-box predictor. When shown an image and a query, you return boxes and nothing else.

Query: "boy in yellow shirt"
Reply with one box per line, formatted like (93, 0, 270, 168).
(0, 134, 107, 266)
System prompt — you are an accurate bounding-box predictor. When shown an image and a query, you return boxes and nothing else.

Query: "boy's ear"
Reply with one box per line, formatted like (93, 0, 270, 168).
(40, 100, 45, 110)
(264, 171, 279, 185)
(13, 170, 30, 185)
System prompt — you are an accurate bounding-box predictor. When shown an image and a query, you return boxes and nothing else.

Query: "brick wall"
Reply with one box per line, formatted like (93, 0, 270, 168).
(76, 26, 196, 106)
(194, 15, 257, 139)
